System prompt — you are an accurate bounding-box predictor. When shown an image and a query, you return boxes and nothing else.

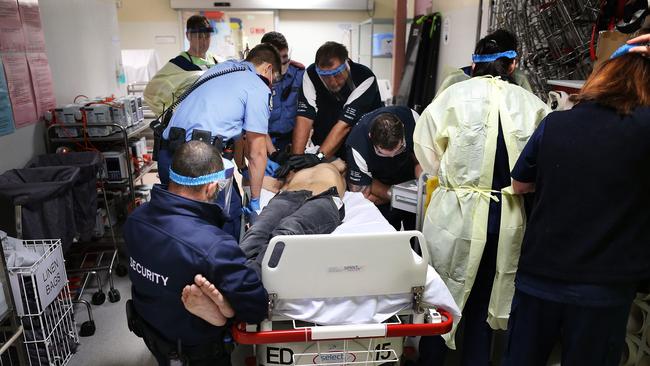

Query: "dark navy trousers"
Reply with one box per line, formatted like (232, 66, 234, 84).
(501, 289, 631, 366)
(239, 188, 343, 276)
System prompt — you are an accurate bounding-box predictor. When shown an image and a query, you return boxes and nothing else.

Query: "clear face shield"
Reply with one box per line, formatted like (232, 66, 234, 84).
(186, 26, 215, 56)
(315, 60, 356, 96)
(168, 158, 235, 214)
(215, 158, 235, 214)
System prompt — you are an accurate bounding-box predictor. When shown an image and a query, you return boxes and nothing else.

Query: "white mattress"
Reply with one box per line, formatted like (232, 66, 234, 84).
(258, 189, 460, 325)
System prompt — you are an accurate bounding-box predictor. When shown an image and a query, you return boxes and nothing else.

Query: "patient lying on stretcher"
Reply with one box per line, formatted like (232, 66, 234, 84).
(240, 159, 348, 275)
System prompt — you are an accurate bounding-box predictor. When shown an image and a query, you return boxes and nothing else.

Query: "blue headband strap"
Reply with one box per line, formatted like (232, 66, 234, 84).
(169, 161, 234, 186)
(472, 50, 517, 63)
(315, 62, 347, 76)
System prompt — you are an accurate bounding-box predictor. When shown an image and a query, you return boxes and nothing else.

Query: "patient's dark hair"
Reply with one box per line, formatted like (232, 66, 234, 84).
(369, 113, 404, 150)
(170, 141, 223, 192)
(472, 29, 517, 84)
(246, 43, 281, 76)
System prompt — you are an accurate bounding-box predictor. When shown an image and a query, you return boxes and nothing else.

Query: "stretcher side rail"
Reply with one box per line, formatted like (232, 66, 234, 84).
(232, 309, 453, 344)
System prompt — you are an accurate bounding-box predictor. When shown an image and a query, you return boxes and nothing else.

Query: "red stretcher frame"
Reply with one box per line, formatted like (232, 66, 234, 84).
(232, 309, 453, 345)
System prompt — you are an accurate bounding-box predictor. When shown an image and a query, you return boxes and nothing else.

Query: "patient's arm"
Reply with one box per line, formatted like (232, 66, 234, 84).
(262, 176, 283, 193)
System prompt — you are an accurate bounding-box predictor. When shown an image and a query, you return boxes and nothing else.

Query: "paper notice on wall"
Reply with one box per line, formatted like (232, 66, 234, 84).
(26, 53, 55, 118)
(0, 0, 26, 52)
(0, 58, 16, 136)
(2, 54, 37, 128)
(18, 0, 46, 53)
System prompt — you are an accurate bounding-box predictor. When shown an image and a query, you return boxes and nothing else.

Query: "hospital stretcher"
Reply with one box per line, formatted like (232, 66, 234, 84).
(231, 230, 453, 365)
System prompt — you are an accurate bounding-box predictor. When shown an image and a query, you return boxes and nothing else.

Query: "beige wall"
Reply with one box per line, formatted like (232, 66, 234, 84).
(431, 0, 482, 90)
(228, 11, 275, 52)
(117, 0, 182, 64)
(374, 0, 416, 18)
(277, 10, 368, 66)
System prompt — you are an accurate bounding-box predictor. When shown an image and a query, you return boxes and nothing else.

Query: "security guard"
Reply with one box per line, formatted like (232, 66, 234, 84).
(124, 141, 267, 366)
(157, 43, 281, 239)
(260, 32, 305, 154)
(345, 106, 421, 230)
(144, 15, 219, 116)
(277, 42, 382, 176)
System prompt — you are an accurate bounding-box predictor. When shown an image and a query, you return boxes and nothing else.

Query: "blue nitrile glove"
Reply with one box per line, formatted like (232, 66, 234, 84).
(242, 197, 261, 216)
(265, 159, 280, 177)
(242, 197, 261, 224)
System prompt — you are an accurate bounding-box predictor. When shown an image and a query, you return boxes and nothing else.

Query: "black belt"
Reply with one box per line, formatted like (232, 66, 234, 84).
(161, 137, 235, 159)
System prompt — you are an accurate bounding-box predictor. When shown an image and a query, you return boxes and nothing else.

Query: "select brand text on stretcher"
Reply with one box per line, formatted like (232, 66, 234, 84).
(130, 257, 169, 286)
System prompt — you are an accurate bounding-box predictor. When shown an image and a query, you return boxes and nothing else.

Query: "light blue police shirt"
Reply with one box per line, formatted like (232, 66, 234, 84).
(163, 60, 271, 142)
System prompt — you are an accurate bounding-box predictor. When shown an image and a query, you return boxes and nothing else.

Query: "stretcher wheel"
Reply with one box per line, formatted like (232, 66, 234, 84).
(108, 288, 121, 303)
(115, 263, 128, 277)
(92, 291, 106, 305)
(79, 321, 96, 337)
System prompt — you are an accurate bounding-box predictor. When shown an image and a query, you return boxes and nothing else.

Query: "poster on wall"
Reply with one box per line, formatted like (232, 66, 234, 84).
(27, 53, 55, 118)
(0, 0, 26, 52)
(0, 59, 16, 137)
(18, 0, 46, 53)
(2, 54, 37, 128)
(0, 0, 53, 130)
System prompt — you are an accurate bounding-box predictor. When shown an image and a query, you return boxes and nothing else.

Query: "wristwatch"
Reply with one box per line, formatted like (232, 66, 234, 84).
(316, 151, 326, 161)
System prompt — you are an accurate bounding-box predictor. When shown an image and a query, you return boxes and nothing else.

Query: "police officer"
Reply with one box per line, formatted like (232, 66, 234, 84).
(157, 43, 281, 240)
(259, 32, 305, 154)
(345, 106, 422, 230)
(144, 15, 219, 116)
(124, 141, 267, 366)
(277, 42, 383, 176)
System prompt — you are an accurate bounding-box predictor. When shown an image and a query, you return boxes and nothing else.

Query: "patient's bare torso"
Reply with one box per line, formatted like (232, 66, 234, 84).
(283, 163, 346, 197)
